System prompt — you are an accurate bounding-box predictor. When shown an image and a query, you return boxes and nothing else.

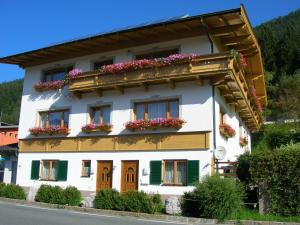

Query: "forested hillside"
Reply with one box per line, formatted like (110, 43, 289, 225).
(0, 79, 23, 124)
(0, 9, 299, 124)
(254, 9, 300, 121)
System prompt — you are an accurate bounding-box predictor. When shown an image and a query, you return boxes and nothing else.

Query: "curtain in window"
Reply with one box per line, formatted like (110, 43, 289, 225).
(52, 71, 65, 81)
(102, 107, 111, 124)
(135, 104, 145, 120)
(148, 102, 166, 120)
(49, 112, 62, 127)
(165, 161, 174, 184)
(169, 101, 179, 118)
(40, 113, 47, 128)
(176, 161, 186, 185)
(51, 161, 58, 180)
(43, 161, 50, 179)
(92, 110, 100, 124)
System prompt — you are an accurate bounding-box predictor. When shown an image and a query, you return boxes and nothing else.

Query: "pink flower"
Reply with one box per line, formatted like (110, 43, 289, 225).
(29, 126, 69, 136)
(81, 123, 113, 133)
(125, 118, 185, 131)
(34, 80, 65, 91)
(68, 69, 82, 79)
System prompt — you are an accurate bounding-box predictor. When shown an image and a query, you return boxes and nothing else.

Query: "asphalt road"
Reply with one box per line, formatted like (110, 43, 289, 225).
(0, 201, 188, 225)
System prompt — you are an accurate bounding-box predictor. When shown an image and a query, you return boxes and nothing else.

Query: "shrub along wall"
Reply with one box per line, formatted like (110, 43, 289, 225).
(35, 185, 82, 206)
(248, 143, 300, 216)
(95, 189, 163, 214)
(0, 183, 26, 200)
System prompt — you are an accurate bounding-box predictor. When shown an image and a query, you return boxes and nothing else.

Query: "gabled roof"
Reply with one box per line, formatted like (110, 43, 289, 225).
(0, 4, 267, 105)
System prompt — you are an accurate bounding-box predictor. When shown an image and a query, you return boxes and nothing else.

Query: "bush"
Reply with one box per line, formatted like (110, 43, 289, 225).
(0, 183, 6, 197)
(2, 184, 26, 200)
(95, 189, 163, 214)
(35, 185, 65, 205)
(64, 186, 82, 206)
(95, 189, 124, 211)
(249, 143, 300, 216)
(181, 175, 244, 220)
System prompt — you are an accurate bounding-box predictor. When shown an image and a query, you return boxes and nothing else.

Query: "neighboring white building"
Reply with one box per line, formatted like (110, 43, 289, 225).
(0, 6, 266, 198)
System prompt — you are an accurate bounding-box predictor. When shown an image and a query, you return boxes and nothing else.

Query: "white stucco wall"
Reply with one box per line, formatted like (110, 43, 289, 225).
(17, 150, 212, 195)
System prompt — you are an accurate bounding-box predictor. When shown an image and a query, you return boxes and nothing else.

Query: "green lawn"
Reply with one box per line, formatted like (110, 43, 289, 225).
(229, 208, 300, 223)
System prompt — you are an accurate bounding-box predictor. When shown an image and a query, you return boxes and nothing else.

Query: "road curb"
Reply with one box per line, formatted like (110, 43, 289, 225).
(0, 197, 217, 224)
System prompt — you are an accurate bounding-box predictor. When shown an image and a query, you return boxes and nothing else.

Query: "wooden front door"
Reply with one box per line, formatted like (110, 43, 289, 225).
(96, 161, 112, 192)
(121, 161, 138, 192)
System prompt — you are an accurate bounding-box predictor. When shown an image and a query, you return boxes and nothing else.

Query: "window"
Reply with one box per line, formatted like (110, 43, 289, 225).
(163, 160, 186, 185)
(93, 59, 114, 70)
(90, 106, 111, 125)
(134, 99, 179, 120)
(81, 160, 91, 177)
(39, 110, 69, 128)
(43, 66, 73, 82)
(41, 160, 58, 180)
(135, 48, 179, 60)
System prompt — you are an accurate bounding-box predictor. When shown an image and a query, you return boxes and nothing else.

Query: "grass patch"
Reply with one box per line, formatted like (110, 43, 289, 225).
(229, 208, 300, 223)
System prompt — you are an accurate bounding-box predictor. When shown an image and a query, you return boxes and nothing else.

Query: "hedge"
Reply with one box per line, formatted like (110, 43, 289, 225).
(35, 185, 81, 206)
(0, 183, 26, 200)
(181, 175, 244, 220)
(245, 143, 300, 216)
(95, 189, 163, 214)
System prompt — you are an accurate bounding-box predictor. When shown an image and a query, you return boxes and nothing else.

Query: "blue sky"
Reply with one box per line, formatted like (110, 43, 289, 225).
(0, 0, 299, 83)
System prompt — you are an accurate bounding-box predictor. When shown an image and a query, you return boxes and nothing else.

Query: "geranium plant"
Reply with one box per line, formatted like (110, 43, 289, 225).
(251, 87, 263, 113)
(33, 68, 82, 91)
(219, 123, 236, 139)
(29, 126, 69, 136)
(99, 54, 196, 74)
(125, 118, 185, 131)
(81, 123, 113, 133)
(239, 137, 248, 147)
(230, 49, 247, 69)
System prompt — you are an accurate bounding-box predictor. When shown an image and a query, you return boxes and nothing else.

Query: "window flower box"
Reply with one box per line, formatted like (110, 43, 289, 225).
(34, 80, 65, 91)
(33, 68, 82, 91)
(125, 118, 185, 131)
(239, 137, 248, 147)
(219, 123, 236, 139)
(81, 124, 112, 133)
(29, 126, 69, 136)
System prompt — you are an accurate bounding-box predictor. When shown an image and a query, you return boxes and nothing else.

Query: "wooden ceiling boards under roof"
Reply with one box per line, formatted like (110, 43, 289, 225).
(0, 4, 267, 105)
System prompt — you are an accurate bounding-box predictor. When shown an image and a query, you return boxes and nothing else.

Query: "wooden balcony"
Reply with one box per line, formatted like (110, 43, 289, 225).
(69, 53, 262, 131)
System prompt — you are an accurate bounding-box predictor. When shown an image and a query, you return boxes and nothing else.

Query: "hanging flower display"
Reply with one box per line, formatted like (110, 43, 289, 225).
(251, 87, 263, 113)
(81, 123, 113, 133)
(99, 54, 196, 74)
(230, 49, 247, 69)
(239, 137, 248, 147)
(29, 126, 69, 136)
(219, 123, 236, 139)
(125, 118, 185, 131)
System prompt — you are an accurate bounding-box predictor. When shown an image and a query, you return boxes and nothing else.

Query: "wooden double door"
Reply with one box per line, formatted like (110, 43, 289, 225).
(121, 160, 138, 192)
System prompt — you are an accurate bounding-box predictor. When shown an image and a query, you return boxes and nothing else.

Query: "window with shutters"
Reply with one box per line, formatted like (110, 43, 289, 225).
(163, 160, 186, 185)
(41, 160, 59, 180)
(81, 160, 91, 177)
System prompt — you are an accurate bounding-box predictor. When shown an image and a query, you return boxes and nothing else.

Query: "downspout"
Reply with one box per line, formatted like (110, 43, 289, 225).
(201, 17, 217, 173)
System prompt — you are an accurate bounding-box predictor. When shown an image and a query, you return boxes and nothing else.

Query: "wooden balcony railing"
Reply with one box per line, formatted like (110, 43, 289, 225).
(69, 53, 262, 130)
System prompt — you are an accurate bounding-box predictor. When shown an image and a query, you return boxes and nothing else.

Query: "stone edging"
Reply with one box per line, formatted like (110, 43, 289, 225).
(0, 197, 216, 224)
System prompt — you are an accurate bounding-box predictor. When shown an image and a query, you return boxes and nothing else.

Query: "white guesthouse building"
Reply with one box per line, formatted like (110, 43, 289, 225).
(0, 5, 266, 198)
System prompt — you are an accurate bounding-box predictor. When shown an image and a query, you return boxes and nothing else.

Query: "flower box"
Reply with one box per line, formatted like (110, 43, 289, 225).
(219, 123, 236, 139)
(29, 126, 69, 136)
(81, 124, 112, 133)
(34, 80, 65, 91)
(125, 118, 185, 131)
(239, 137, 248, 147)
(230, 49, 247, 69)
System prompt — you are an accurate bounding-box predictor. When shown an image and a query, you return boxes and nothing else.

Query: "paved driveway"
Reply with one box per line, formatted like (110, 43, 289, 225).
(0, 201, 188, 225)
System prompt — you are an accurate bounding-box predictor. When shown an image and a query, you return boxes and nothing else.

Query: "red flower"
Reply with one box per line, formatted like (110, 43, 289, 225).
(81, 124, 113, 133)
(251, 87, 263, 113)
(34, 80, 65, 91)
(125, 118, 185, 131)
(29, 126, 69, 136)
(219, 123, 236, 138)
(239, 137, 248, 147)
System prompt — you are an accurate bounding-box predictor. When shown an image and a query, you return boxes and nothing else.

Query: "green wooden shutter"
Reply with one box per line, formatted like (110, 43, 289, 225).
(57, 161, 68, 181)
(187, 160, 199, 185)
(150, 161, 162, 185)
(31, 160, 40, 180)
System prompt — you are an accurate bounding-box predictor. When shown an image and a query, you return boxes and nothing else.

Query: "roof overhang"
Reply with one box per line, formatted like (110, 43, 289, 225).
(0, 4, 266, 105)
